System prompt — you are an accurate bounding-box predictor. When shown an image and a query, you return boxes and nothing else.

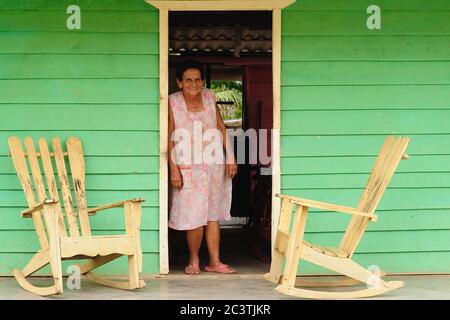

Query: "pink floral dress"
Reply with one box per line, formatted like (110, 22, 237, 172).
(168, 88, 232, 230)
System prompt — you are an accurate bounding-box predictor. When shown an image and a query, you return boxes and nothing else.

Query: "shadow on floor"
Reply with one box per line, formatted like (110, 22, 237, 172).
(168, 226, 270, 275)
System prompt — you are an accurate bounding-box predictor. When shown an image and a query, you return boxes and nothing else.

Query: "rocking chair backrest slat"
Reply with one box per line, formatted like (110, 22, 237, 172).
(24, 138, 68, 237)
(340, 136, 410, 256)
(357, 136, 395, 212)
(52, 138, 80, 237)
(9, 136, 91, 239)
(9, 138, 38, 208)
(23, 138, 47, 202)
(66, 137, 91, 236)
(37, 139, 68, 237)
(360, 138, 407, 213)
(8, 137, 49, 249)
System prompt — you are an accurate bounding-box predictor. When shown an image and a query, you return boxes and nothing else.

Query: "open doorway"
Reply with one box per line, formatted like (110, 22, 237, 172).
(167, 11, 273, 274)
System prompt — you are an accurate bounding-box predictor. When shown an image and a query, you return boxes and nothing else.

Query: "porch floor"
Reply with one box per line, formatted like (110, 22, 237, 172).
(2, 228, 449, 300)
(0, 274, 449, 300)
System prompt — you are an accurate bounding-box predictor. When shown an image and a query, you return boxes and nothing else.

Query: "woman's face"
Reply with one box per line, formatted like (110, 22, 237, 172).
(177, 68, 204, 97)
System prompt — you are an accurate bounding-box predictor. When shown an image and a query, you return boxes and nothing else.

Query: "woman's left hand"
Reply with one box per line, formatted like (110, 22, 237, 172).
(226, 162, 238, 179)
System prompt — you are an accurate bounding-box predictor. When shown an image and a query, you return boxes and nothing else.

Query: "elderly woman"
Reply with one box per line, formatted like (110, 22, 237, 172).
(168, 60, 238, 274)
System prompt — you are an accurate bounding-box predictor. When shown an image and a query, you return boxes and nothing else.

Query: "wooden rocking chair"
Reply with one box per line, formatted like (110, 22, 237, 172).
(8, 136, 146, 296)
(264, 136, 410, 299)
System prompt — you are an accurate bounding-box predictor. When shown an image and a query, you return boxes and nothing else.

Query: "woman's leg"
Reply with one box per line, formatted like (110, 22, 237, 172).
(185, 226, 203, 273)
(205, 221, 221, 266)
(205, 221, 236, 273)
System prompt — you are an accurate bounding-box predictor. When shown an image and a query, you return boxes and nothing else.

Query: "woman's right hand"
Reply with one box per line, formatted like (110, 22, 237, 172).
(170, 165, 183, 189)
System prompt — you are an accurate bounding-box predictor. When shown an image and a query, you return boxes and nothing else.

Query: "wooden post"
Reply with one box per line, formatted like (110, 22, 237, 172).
(159, 7, 170, 275)
(271, 8, 282, 253)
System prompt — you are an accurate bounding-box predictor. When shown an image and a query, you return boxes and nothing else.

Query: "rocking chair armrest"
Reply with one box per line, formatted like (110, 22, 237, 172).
(87, 198, 145, 216)
(21, 199, 59, 218)
(275, 194, 378, 222)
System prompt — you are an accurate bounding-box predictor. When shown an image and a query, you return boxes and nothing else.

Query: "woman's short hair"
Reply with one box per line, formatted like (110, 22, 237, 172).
(176, 59, 205, 81)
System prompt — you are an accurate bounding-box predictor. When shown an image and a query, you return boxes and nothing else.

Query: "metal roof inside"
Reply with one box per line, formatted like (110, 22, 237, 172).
(169, 11, 272, 57)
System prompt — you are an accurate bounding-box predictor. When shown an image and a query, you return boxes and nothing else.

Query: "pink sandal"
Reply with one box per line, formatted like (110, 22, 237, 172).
(185, 264, 201, 275)
(204, 263, 237, 274)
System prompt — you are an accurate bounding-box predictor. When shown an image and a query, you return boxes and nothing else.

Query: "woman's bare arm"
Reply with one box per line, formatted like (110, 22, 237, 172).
(168, 103, 183, 188)
(215, 104, 238, 179)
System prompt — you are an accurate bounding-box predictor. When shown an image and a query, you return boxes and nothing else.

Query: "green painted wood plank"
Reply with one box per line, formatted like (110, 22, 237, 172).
(281, 85, 450, 110)
(0, 131, 159, 156)
(0, 190, 158, 207)
(282, 172, 450, 189)
(281, 155, 450, 174)
(0, 11, 158, 32)
(1, 0, 447, 12)
(0, 253, 159, 276)
(303, 230, 450, 254)
(84, 252, 159, 275)
(4, 207, 450, 233)
(81, 252, 159, 275)
(281, 62, 450, 86)
(0, 207, 159, 230)
(3, 251, 450, 276)
(0, 105, 159, 130)
(0, 156, 159, 174)
(4, 251, 450, 276)
(282, 110, 450, 135)
(279, 188, 450, 211)
(300, 209, 450, 232)
(0, 173, 159, 190)
(281, 135, 450, 156)
(0, 230, 159, 253)
(282, 35, 450, 61)
(1, 250, 449, 276)
(93, 207, 160, 230)
(6, 0, 442, 12)
(0, 32, 159, 54)
(0, 0, 156, 11)
(0, 79, 159, 103)
(0, 54, 159, 79)
(298, 251, 450, 275)
(285, 0, 450, 11)
(2, 229, 449, 254)
(282, 11, 450, 36)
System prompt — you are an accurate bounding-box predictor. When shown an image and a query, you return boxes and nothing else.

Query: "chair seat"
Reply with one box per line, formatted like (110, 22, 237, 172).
(303, 241, 349, 258)
(60, 235, 134, 259)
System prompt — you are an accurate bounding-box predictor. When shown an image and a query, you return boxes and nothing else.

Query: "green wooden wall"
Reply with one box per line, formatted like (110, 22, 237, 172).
(281, 0, 450, 274)
(0, 0, 160, 275)
(0, 0, 449, 277)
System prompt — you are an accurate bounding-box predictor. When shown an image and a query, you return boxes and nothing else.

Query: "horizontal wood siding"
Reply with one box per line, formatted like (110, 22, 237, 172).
(0, 0, 159, 275)
(281, 0, 450, 274)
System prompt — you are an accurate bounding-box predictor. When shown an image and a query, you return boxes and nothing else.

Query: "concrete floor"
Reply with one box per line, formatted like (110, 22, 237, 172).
(2, 227, 449, 300)
(1, 274, 450, 300)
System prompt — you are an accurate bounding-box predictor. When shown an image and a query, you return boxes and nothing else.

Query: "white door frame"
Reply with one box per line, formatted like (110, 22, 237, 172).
(146, 0, 295, 274)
